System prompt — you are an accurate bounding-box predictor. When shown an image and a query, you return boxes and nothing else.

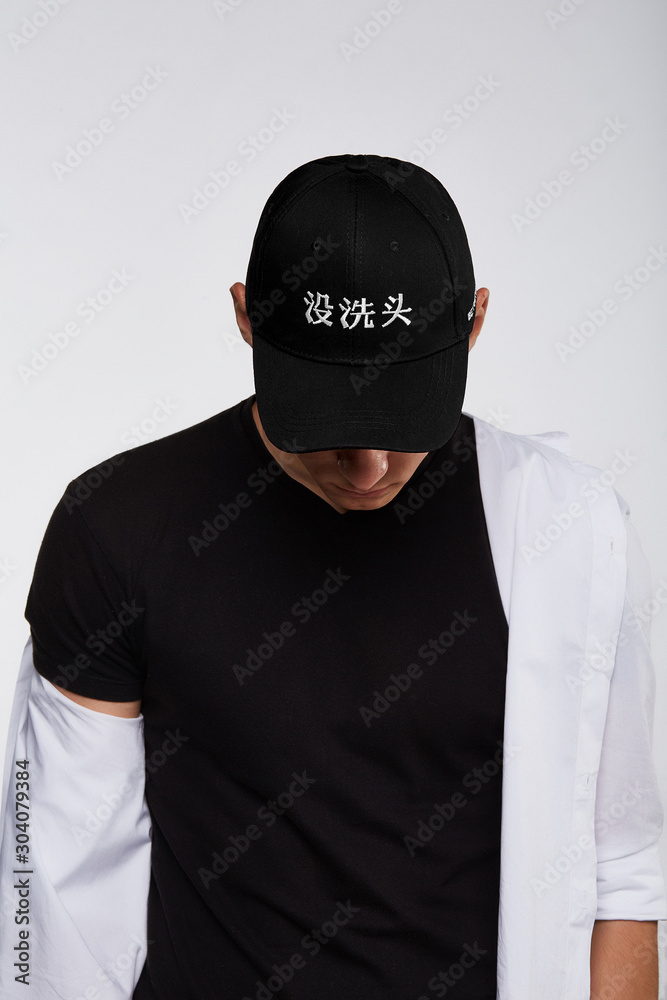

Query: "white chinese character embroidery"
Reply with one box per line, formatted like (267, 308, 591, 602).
(340, 297, 375, 329)
(381, 293, 412, 327)
(304, 291, 334, 326)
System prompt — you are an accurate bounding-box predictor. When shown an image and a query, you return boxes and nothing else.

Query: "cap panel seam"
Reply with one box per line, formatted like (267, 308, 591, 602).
(365, 168, 476, 339)
(250, 165, 345, 310)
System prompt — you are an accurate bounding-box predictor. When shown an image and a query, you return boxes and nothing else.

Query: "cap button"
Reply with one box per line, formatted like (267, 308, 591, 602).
(345, 154, 369, 172)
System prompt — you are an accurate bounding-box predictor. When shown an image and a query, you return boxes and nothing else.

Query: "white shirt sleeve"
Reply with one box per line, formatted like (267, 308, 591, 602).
(594, 510, 667, 919)
(0, 635, 152, 997)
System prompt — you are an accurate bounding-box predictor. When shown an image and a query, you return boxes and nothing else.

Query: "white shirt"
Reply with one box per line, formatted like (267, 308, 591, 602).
(1, 412, 665, 998)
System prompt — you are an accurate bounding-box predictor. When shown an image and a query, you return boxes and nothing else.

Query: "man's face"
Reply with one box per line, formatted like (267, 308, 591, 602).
(232, 281, 489, 515)
(295, 443, 428, 513)
(250, 398, 428, 514)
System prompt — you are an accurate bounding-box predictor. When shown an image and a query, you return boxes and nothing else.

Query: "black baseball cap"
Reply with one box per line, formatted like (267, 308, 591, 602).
(244, 153, 477, 453)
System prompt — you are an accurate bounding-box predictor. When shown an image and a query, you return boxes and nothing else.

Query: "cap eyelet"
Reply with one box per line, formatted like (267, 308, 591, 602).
(390, 240, 399, 252)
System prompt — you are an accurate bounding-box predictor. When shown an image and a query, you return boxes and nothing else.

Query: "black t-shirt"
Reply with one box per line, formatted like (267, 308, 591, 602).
(25, 394, 508, 1000)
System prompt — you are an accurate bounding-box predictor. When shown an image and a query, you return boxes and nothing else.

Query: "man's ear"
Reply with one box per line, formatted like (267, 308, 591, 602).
(230, 282, 253, 346)
(468, 287, 489, 352)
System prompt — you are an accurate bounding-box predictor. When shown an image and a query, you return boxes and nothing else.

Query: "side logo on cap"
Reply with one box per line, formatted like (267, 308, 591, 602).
(304, 291, 413, 329)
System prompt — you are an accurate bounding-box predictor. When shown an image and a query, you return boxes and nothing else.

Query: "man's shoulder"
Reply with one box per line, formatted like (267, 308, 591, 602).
(466, 411, 630, 518)
(467, 411, 572, 462)
(59, 396, 248, 524)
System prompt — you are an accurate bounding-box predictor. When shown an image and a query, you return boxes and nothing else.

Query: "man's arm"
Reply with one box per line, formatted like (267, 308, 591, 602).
(52, 683, 141, 718)
(590, 919, 659, 999)
(588, 508, 667, 999)
(0, 637, 150, 998)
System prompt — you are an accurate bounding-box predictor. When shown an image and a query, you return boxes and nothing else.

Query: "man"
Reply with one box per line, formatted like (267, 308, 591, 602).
(0, 153, 665, 999)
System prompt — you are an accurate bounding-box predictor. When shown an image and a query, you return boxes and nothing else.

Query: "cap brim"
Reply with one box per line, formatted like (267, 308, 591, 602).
(252, 332, 469, 453)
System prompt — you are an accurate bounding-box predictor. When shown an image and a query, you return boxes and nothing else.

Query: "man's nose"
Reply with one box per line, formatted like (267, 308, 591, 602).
(337, 450, 389, 491)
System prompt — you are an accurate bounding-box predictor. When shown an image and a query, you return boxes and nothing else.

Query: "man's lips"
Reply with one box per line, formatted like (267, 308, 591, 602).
(336, 485, 389, 498)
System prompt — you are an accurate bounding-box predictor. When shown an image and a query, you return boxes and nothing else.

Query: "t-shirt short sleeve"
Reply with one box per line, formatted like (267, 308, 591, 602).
(25, 483, 146, 701)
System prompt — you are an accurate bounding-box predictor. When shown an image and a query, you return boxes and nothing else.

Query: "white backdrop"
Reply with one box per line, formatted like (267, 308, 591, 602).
(1, 0, 666, 980)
